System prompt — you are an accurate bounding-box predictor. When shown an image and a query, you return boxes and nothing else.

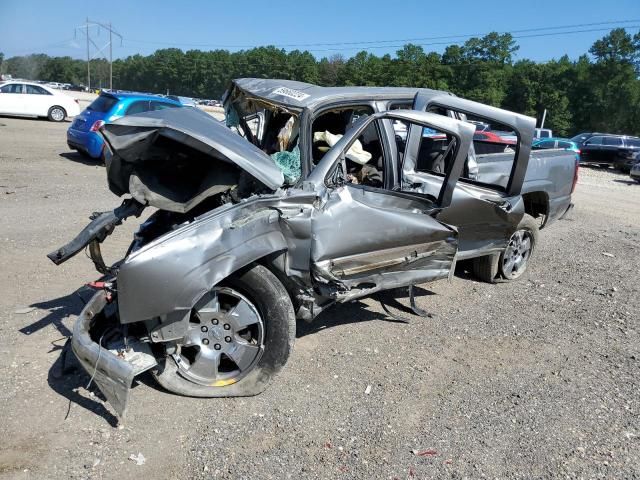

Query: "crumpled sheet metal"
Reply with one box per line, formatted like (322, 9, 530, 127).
(322, 263, 455, 303)
(117, 197, 288, 324)
(310, 184, 457, 291)
(72, 291, 137, 418)
(230, 78, 440, 111)
(101, 107, 285, 198)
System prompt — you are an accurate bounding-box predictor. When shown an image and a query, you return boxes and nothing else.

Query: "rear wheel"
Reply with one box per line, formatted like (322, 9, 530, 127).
(153, 264, 295, 397)
(48, 106, 66, 122)
(498, 215, 538, 280)
(472, 214, 539, 283)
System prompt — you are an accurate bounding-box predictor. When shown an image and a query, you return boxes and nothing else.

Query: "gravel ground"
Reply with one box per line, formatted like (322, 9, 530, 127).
(0, 116, 638, 479)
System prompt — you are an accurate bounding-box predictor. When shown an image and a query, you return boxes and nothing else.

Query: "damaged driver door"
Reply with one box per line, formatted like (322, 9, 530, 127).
(305, 110, 474, 300)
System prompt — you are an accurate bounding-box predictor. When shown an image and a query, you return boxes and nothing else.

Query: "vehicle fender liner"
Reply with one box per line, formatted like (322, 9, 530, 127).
(117, 207, 289, 324)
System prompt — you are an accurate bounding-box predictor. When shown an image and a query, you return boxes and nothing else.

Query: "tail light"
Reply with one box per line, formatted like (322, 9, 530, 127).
(90, 120, 105, 132)
(571, 157, 579, 194)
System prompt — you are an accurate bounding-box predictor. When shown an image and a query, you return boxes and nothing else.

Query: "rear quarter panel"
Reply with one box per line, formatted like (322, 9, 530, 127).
(522, 149, 576, 226)
(474, 148, 575, 228)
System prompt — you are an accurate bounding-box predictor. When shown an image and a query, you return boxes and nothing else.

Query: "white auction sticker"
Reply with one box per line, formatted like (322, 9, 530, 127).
(272, 86, 310, 101)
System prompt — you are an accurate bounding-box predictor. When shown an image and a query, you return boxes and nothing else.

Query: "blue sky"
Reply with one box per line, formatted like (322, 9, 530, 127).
(1, 0, 640, 61)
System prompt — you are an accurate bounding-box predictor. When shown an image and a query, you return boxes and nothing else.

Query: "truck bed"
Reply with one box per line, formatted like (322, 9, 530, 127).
(476, 148, 577, 227)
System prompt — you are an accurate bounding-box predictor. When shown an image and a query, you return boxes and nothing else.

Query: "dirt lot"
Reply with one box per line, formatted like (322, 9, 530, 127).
(0, 116, 638, 479)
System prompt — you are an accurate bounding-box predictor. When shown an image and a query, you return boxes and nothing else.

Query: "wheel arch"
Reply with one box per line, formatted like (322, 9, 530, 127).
(522, 190, 549, 228)
(256, 250, 306, 316)
(117, 207, 293, 325)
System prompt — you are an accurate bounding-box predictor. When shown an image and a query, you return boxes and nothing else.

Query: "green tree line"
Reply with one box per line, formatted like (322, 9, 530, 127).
(2, 28, 640, 136)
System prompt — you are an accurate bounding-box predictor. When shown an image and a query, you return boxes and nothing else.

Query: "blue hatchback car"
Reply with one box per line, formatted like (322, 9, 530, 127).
(67, 91, 183, 158)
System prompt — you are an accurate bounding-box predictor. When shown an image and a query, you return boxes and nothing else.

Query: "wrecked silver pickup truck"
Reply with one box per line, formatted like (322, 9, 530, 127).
(48, 80, 572, 418)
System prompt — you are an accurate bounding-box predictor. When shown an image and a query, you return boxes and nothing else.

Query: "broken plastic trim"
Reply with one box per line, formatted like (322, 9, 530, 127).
(71, 290, 157, 418)
(46, 198, 145, 266)
(377, 285, 434, 323)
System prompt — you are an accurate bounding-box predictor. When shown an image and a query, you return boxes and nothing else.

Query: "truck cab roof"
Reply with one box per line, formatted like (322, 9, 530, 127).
(228, 78, 449, 111)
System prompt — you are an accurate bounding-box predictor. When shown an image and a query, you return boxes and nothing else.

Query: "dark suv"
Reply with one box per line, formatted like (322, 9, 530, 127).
(571, 132, 640, 172)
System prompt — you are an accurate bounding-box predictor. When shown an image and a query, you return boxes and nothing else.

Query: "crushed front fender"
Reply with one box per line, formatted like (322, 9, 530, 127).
(71, 290, 157, 418)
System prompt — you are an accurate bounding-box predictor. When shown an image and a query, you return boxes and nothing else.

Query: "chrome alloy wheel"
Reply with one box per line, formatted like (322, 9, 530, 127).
(174, 287, 264, 387)
(501, 229, 533, 280)
(50, 107, 65, 121)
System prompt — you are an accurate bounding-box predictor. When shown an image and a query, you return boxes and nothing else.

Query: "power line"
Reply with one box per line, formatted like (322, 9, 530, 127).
(81, 24, 640, 71)
(308, 25, 640, 53)
(123, 19, 640, 50)
(74, 19, 122, 89)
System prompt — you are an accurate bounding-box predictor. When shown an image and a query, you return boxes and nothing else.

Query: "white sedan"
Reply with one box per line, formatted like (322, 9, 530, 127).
(0, 81, 81, 122)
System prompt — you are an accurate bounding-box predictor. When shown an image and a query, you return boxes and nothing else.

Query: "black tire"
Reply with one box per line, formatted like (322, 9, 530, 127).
(472, 213, 539, 283)
(153, 263, 295, 397)
(472, 253, 500, 284)
(48, 105, 66, 122)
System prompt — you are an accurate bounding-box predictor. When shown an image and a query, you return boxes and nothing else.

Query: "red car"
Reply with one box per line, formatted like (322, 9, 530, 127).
(473, 131, 516, 144)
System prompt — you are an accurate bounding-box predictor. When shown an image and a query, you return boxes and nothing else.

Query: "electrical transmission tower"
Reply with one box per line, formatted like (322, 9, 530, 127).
(74, 18, 122, 90)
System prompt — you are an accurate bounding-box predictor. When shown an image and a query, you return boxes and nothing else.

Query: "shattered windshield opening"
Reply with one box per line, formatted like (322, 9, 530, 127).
(225, 91, 301, 184)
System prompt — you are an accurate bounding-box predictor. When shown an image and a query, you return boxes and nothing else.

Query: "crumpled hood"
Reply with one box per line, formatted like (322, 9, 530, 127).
(100, 107, 285, 212)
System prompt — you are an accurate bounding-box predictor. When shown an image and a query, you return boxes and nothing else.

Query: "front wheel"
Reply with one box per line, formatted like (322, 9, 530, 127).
(48, 106, 66, 122)
(153, 263, 296, 397)
(472, 214, 539, 283)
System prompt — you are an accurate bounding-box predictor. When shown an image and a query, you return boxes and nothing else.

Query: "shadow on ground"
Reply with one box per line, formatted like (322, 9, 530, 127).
(0, 115, 64, 123)
(613, 179, 638, 186)
(21, 287, 95, 338)
(37, 283, 442, 423)
(59, 151, 103, 166)
(296, 285, 436, 338)
(47, 341, 119, 427)
(25, 287, 120, 425)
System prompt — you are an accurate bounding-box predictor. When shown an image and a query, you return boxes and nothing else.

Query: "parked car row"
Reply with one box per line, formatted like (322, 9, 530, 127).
(570, 132, 640, 172)
(471, 125, 640, 178)
(532, 132, 640, 180)
(532, 137, 580, 154)
(197, 99, 222, 107)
